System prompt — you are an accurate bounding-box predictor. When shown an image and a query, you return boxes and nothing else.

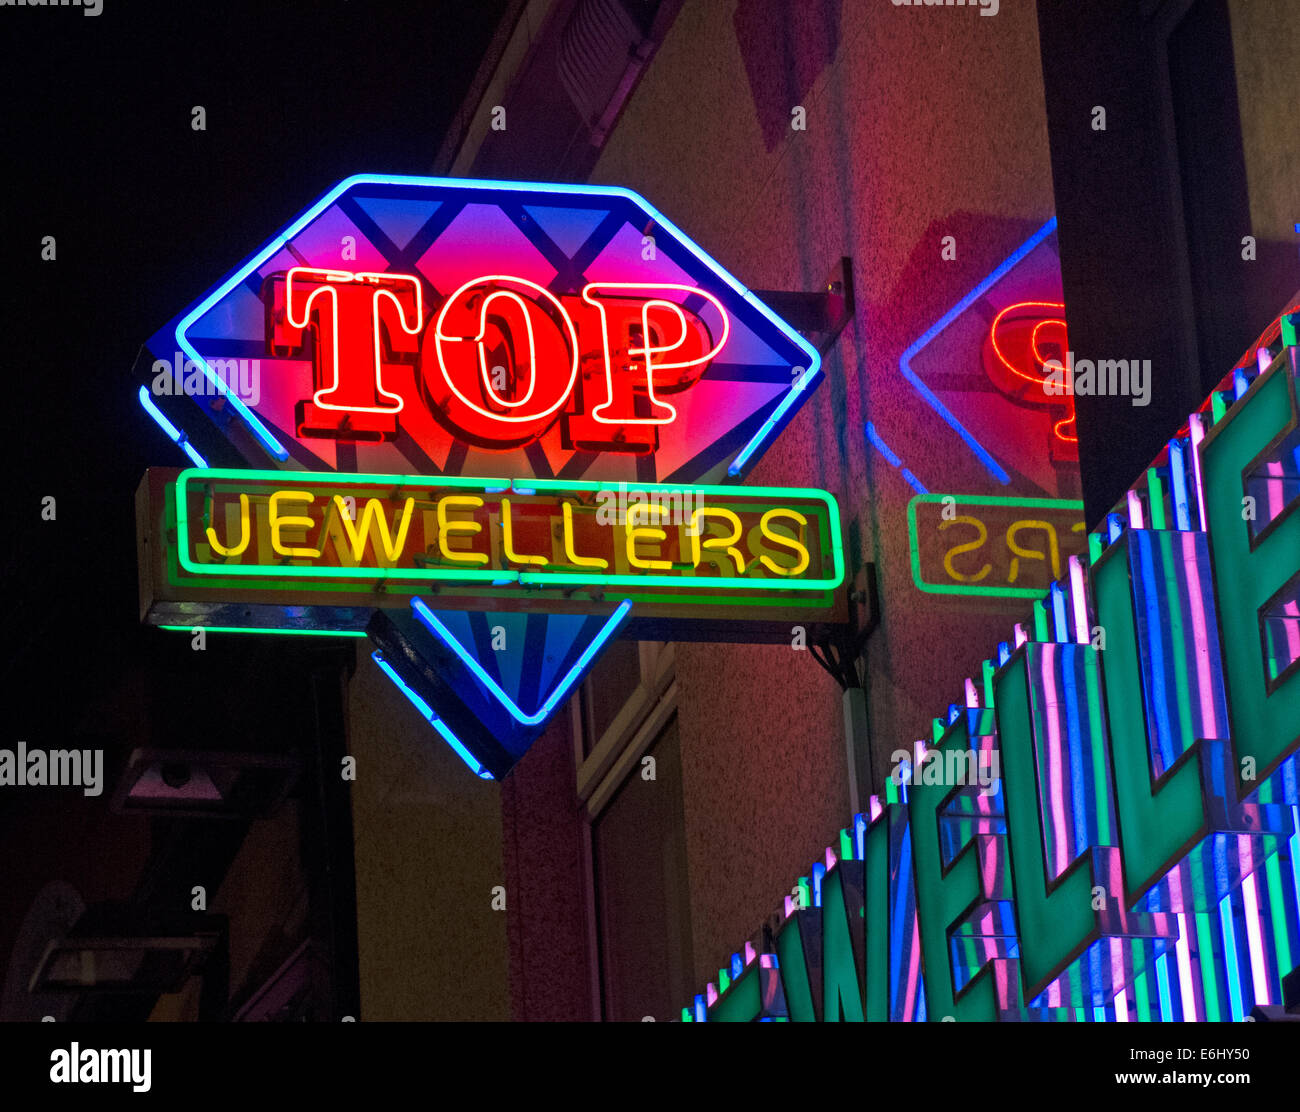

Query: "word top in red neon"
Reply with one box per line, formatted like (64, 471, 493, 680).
(267, 269, 728, 453)
(158, 177, 819, 483)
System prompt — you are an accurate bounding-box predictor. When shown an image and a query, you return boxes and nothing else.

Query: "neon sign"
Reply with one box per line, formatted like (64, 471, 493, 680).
(888, 216, 1077, 492)
(163, 469, 841, 597)
(137, 176, 846, 771)
(147, 175, 820, 483)
(689, 320, 1300, 1022)
(269, 268, 734, 450)
(275, 267, 424, 439)
(987, 300, 1075, 444)
(138, 468, 845, 635)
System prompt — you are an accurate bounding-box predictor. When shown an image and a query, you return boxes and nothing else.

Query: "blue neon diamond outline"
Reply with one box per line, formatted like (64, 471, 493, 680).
(411, 596, 633, 727)
(173, 173, 822, 476)
(371, 648, 494, 779)
(138, 385, 208, 468)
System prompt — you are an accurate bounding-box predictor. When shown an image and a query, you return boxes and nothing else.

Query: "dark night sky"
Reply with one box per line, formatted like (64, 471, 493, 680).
(3, 0, 508, 739)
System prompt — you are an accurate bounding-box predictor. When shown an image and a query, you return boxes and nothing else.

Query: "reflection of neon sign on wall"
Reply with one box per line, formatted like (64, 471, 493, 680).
(908, 494, 1086, 597)
(987, 300, 1075, 444)
(892, 216, 1071, 487)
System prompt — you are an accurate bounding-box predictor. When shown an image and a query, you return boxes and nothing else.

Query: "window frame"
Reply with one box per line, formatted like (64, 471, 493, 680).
(570, 639, 681, 1019)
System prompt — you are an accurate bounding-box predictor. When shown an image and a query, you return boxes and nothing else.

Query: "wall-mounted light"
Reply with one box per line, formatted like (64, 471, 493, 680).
(109, 748, 298, 819)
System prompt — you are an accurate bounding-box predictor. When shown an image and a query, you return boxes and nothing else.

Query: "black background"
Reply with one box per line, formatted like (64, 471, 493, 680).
(0, 0, 507, 1019)
(2, 0, 506, 738)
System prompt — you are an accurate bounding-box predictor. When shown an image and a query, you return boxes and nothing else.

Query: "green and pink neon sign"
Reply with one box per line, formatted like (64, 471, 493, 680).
(693, 315, 1300, 1022)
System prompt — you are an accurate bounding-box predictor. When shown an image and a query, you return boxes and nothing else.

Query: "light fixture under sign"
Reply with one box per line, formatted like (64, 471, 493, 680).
(109, 748, 299, 819)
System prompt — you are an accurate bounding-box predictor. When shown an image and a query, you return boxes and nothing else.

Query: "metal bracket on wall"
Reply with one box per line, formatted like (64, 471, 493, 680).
(808, 563, 879, 808)
(753, 257, 854, 358)
(806, 562, 878, 691)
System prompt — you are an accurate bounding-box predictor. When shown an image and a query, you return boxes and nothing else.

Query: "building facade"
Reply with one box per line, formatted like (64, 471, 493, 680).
(12, 0, 1292, 1027)
(339, 0, 1299, 1021)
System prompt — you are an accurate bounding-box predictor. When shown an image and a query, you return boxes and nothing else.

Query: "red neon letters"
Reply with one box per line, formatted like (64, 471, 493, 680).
(266, 270, 728, 450)
(267, 268, 423, 441)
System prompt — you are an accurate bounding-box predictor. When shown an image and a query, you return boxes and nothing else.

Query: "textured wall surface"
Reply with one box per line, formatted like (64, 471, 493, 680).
(1231, 0, 1300, 242)
(501, 716, 593, 1021)
(591, 0, 1055, 991)
(347, 649, 508, 1020)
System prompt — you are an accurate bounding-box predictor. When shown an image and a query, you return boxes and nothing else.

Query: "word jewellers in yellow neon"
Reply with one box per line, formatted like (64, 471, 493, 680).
(175, 469, 843, 591)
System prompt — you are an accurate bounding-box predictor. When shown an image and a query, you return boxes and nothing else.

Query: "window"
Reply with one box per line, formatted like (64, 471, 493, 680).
(571, 639, 691, 1019)
(590, 715, 693, 1021)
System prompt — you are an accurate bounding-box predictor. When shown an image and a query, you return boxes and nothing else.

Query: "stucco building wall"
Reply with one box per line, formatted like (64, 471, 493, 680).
(589, 0, 1056, 989)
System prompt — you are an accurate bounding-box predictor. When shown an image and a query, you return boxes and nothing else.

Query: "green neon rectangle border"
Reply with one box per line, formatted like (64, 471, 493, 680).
(160, 625, 367, 638)
(906, 493, 1085, 598)
(163, 557, 834, 610)
(175, 468, 846, 593)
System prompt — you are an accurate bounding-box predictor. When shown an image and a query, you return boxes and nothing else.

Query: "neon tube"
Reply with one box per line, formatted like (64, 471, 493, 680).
(138, 386, 208, 468)
(173, 173, 816, 473)
(1168, 438, 1191, 531)
(160, 625, 365, 638)
(411, 596, 633, 726)
(371, 650, 493, 779)
(895, 217, 1059, 484)
(1217, 897, 1245, 1021)
(1126, 489, 1145, 531)
(1068, 556, 1089, 643)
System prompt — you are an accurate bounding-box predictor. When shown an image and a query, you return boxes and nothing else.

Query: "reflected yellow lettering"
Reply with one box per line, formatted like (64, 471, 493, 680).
(940, 515, 990, 583)
(1006, 519, 1060, 583)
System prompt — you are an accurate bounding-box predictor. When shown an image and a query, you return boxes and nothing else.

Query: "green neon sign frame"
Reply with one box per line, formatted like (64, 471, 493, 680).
(906, 493, 1085, 599)
(174, 468, 845, 594)
(159, 625, 367, 638)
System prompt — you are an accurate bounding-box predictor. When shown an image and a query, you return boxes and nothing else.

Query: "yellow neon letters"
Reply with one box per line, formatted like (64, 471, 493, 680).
(501, 497, 549, 566)
(689, 507, 745, 574)
(438, 495, 490, 566)
(195, 483, 827, 584)
(758, 508, 810, 576)
(561, 502, 609, 569)
(206, 493, 251, 557)
(269, 491, 321, 558)
(626, 503, 672, 570)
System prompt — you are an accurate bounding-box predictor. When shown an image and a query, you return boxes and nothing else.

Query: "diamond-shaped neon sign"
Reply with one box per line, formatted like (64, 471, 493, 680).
(138, 175, 844, 778)
(148, 174, 823, 484)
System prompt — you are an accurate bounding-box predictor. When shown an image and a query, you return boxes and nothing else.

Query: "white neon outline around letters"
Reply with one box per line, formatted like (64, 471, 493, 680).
(582, 282, 730, 426)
